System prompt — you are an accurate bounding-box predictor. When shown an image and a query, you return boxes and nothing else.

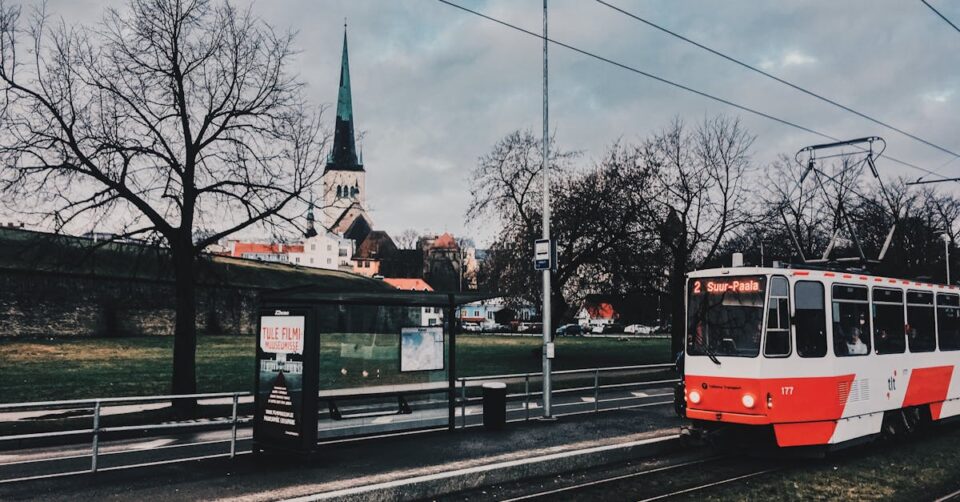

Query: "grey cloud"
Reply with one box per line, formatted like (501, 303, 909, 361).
(12, 0, 960, 245)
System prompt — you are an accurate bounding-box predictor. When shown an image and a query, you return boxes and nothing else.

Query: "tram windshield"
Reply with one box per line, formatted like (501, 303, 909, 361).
(687, 276, 767, 358)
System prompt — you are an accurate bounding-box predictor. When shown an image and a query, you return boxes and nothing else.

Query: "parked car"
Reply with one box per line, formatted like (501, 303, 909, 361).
(624, 324, 655, 335)
(593, 323, 624, 334)
(554, 324, 584, 337)
(462, 323, 482, 332)
(518, 322, 543, 333)
(482, 322, 507, 332)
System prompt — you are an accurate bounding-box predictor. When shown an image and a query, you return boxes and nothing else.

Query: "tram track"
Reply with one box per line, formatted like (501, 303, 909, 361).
(636, 464, 784, 502)
(935, 487, 960, 502)
(496, 455, 721, 502)
(439, 450, 790, 502)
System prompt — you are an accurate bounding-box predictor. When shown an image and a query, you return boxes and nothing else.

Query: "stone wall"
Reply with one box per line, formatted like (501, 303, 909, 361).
(0, 269, 261, 338)
(0, 227, 395, 338)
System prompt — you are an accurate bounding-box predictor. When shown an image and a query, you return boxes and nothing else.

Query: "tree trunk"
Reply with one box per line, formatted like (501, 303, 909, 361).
(664, 209, 688, 357)
(550, 275, 568, 330)
(669, 253, 687, 357)
(171, 244, 198, 415)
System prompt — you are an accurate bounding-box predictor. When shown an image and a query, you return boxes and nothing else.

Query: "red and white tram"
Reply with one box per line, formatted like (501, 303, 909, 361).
(683, 265, 960, 449)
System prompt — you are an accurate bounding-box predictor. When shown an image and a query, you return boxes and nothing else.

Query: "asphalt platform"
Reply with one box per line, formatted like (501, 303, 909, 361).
(0, 406, 683, 501)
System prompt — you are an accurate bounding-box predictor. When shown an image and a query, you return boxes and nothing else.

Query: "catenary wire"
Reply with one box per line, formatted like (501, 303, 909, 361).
(435, 0, 951, 182)
(595, 0, 960, 160)
(922, 0, 960, 33)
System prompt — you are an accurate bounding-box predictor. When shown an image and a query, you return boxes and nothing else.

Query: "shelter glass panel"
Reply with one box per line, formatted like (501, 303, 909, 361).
(315, 304, 448, 389)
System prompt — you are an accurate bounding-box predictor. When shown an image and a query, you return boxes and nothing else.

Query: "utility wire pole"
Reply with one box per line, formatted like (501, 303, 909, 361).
(541, 0, 553, 420)
(944, 233, 952, 284)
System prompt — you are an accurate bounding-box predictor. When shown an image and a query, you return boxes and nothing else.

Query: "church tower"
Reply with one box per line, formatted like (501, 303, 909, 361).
(321, 25, 368, 231)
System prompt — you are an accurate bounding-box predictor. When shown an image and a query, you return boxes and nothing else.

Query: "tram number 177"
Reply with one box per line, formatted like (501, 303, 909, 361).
(781, 386, 794, 396)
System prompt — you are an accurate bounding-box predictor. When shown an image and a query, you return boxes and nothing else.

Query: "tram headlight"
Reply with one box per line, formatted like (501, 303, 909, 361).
(741, 394, 756, 409)
(689, 390, 702, 404)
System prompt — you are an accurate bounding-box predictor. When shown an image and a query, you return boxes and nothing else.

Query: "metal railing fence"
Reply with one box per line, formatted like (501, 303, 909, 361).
(0, 363, 679, 479)
(0, 391, 251, 474)
(456, 363, 678, 428)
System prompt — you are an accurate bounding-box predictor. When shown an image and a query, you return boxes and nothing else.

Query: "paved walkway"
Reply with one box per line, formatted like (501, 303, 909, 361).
(0, 406, 682, 501)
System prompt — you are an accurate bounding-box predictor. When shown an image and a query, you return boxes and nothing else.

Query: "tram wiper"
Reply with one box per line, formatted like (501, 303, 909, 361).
(705, 349, 721, 366)
(696, 338, 721, 366)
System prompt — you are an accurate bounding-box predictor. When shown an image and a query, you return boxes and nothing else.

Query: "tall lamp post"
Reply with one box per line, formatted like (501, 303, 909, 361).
(943, 233, 952, 284)
(540, 0, 553, 420)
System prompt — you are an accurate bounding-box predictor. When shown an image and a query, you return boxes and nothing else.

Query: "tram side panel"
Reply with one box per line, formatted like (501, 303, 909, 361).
(685, 269, 960, 449)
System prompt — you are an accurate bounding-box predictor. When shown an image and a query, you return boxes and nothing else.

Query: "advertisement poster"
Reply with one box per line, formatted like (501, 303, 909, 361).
(257, 314, 306, 440)
(259, 315, 305, 354)
(400, 326, 444, 372)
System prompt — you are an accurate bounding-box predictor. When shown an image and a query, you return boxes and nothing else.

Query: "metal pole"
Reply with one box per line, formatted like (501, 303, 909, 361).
(594, 368, 599, 414)
(946, 236, 952, 284)
(230, 393, 239, 458)
(525, 373, 530, 421)
(460, 379, 467, 428)
(91, 400, 101, 473)
(540, 0, 553, 421)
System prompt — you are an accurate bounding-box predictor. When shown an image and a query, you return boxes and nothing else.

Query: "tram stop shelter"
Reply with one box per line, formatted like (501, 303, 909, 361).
(253, 286, 497, 456)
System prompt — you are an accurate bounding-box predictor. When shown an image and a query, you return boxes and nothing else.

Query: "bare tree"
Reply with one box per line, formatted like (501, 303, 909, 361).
(0, 0, 328, 409)
(394, 228, 420, 250)
(467, 130, 575, 235)
(466, 130, 579, 317)
(628, 116, 755, 354)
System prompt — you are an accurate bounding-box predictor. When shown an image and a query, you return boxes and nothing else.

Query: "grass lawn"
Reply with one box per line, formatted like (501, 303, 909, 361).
(0, 334, 671, 403)
(683, 424, 960, 501)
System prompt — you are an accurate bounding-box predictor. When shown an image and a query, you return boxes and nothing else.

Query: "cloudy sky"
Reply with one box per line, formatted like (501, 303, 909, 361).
(32, 0, 960, 244)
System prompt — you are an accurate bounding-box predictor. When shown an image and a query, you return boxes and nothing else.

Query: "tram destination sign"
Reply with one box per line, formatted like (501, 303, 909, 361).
(691, 277, 763, 295)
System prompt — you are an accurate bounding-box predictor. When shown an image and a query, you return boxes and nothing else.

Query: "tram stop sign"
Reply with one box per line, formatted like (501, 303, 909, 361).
(534, 238, 555, 271)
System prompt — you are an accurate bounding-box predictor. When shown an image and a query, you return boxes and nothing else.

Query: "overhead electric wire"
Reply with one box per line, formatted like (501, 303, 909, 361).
(922, 0, 960, 33)
(436, 0, 950, 181)
(595, 0, 960, 161)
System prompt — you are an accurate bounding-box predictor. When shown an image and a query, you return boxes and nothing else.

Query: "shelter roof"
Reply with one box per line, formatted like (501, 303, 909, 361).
(263, 286, 497, 308)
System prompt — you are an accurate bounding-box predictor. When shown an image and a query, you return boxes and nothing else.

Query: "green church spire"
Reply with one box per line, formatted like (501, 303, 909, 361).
(326, 24, 362, 172)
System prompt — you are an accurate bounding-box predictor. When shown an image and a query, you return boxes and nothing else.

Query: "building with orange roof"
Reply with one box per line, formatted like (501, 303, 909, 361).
(576, 297, 621, 328)
(382, 277, 433, 291)
(416, 233, 464, 291)
(382, 277, 443, 326)
(223, 202, 354, 271)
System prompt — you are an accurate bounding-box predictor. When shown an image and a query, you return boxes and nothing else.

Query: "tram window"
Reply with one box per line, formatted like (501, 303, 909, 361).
(937, 293, 960, 351)
(833, 284, 870, 357)
(687, 276, 766, 358)
(873, 288, 905, 355)
(795, 281, 826, 358)
(764, 276, 790, 357)
(906, 291, 935, 353)
(833, 285, 868, 301)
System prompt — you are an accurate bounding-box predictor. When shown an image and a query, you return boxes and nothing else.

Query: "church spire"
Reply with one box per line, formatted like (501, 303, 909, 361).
(304, 192, 318, 237)
(326, 23, 363, 172)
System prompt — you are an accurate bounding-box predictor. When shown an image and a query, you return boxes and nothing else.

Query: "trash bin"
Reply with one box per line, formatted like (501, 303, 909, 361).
(482, 382, 507, 430)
